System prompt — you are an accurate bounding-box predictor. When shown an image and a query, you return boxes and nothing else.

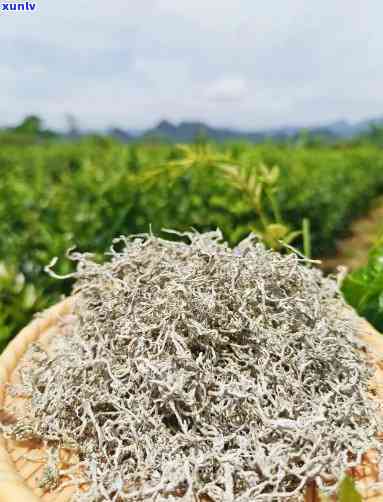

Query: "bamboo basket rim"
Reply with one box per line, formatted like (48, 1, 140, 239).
(0, 297, 74, 502)
(0, 297, 382, 501)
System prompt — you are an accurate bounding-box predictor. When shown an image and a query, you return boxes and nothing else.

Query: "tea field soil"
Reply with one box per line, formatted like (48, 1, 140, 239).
(322, 196, 383, 272)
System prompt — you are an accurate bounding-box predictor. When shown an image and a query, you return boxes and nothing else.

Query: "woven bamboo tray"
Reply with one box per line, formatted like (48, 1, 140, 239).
(0, 298, 383, 501)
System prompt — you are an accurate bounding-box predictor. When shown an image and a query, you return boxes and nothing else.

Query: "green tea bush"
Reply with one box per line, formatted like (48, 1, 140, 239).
(342, 237, 383, 332)
(227, 143, 383, 254)
(1, 134, 383, 347)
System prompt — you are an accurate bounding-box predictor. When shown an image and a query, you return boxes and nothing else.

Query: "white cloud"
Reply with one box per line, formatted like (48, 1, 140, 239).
(205, 77, 248, 102)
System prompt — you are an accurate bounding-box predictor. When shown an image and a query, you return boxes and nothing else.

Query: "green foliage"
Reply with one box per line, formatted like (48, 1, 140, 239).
(342, 236, 383, 331)
(0, 115, 57, 145)
(2, 134, 383, 347)
(214, 161, 302, 250)
(151, 143, 302, 250)
(13, 115, 43, 135)
(318, 476, 362, 502)
(360, 124, 383, 148)
(337, 476, 362, 502)
(0, 261, 48, 351)
(302, 218, 312, 259)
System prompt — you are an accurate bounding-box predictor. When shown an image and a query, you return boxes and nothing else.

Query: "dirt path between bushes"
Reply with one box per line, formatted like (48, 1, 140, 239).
(321, 196, 383, 272)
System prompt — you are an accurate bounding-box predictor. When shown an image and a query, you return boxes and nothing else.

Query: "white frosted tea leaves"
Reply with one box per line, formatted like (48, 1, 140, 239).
(2, 230, 383, 501)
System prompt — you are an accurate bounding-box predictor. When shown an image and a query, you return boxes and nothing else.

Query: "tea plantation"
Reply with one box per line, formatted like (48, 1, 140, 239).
(1, 133, 383, 347)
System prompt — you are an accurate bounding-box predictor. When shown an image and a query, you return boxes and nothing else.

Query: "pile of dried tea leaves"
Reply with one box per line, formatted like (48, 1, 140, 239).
(2, 230, 383, 501)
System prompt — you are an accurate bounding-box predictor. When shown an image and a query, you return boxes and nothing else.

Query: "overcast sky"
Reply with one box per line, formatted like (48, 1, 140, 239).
(1, 0, 382, 131)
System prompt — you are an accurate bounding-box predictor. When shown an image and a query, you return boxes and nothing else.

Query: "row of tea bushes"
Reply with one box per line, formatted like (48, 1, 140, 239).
(1, 135, 383, 346)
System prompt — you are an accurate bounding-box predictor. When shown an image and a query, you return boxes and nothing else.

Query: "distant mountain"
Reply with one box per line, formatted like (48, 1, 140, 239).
(142, 120, 267, 143)
(8, 115, 379, 144)
(103, 116, 383, 144)
(107, 127, 135, 142)
(306, 118, 383, 138)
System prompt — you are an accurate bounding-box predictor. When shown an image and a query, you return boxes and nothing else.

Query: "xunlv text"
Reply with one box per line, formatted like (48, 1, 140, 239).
(1, 2, 36, 11)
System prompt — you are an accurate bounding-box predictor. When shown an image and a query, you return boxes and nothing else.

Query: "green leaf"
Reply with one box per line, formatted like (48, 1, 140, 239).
(253, 183, 263, 210)
(379, 291, 383, 312)
(22, 284, 37, 310)
(247, 173, 258, 196)
(267, 165, 280, 185)
(282, 230, 302, 245)
(337, 476, 362, 502)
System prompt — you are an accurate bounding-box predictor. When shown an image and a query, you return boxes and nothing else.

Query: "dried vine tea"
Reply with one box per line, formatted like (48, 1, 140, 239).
(2, 230, 383, 501)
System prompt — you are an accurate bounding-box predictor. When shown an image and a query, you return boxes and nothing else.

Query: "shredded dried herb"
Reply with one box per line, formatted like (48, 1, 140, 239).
(2, 230, 383, 501)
